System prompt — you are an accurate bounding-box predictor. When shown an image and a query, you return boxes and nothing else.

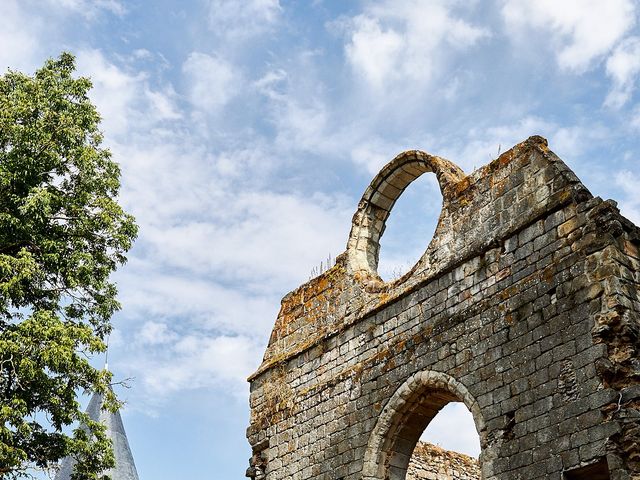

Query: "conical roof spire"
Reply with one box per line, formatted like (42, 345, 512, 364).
(55, 390, 140, 480)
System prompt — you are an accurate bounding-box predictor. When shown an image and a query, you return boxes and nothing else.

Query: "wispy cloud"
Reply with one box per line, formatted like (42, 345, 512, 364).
(77, 49, 181, 137)
(182, 52, 241, 112)
(47, 0, 126, 17)
(70, 46, 354, 407)
(206, 0, 282, 40)
(605, 37, 640, 108)
(501, 0, 637, 72)
(119, 331, 262, 408)
(137, 321, 179, 346)
(632, 105, 640, 129)
(615, 170, 640, 225)
(432, 116, 609, 172)
(0, 0, 44, 72)
(341, 0, 490, 92)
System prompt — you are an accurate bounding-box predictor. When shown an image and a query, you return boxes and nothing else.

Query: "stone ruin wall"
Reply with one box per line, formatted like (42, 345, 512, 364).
(407, 442, 479, 480)
(246, 136, 640, 480)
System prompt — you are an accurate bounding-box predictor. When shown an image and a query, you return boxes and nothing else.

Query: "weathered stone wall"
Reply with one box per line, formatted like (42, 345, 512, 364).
(246, 137, 640, 480)
(407, 442, 479, 480)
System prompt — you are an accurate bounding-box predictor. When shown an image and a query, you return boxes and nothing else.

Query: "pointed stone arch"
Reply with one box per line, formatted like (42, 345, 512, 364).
(362, 370, 488, 480)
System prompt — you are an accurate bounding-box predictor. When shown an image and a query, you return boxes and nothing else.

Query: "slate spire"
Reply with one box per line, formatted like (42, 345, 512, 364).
(55, 390, 140, 480)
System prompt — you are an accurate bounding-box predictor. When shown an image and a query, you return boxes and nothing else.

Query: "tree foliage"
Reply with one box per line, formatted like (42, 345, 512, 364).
(0, 53, 137, 478)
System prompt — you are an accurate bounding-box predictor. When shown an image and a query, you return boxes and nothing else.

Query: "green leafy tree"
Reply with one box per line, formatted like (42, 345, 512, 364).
(0, 53, 137, 478)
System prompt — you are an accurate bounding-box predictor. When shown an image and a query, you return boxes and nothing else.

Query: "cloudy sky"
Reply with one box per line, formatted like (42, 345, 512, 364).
(3, 0, 640, 478)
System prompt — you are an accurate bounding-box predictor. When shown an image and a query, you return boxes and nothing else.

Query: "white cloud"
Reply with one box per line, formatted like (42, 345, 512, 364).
(0, 1, 128, 74)
(273, 97, 330, 151)
(605, 37, 640, 108)
(138, 321, 179, 346)
(254, 60, 338, 154)
(182, 52, 240, 112)
(110, 161, 353, 408)
(26, 32, 353, 413)
(47, 0, 126, 17)
(350, 138, 410, 175)
(345, 16, 404, 90)
(77, 49, 181, 137)
(632, 104, 640, 129)
(343, 0, 489, 91)
(254, 69, 288, 100)
(615, 170, 640, 224)
(0, 1, 43, 73)
(132, 189, 351, 289)
(501, 0, 637, 72)
(92, 58, 352, 409)
(77, 50, 141, 135)
(436, 117, 548, 171)
(207, 0, 281, 39)
(435, 116, 612, 172)
(115, 261, 278, 336)
(122, 333, 262, 403)
(420, 402, 480, 457)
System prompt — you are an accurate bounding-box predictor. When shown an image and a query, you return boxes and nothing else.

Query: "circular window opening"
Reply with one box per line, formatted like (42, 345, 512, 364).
(377, 173, 441, 282)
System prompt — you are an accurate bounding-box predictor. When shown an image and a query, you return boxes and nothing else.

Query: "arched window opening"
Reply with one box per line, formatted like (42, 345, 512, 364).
(408, 402, 481, 480)
(346, 150, 465, 280)
(362, 371, 485, 480)
(377, 173, 441, 282)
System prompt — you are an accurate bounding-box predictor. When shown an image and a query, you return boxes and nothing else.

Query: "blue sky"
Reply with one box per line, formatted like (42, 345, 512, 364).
(3, 0, 640, 478)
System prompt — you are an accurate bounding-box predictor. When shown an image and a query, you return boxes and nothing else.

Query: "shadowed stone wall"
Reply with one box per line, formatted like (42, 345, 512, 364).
(246, 137, 640, 480)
